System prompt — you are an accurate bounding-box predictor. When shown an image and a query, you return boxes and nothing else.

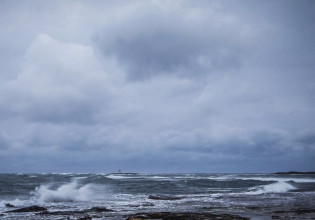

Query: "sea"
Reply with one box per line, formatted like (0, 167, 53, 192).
(0, 173, 315, 220)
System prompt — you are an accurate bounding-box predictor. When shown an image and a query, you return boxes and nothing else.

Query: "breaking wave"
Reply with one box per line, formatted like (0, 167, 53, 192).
(34, 180, 99, 203)
(247, 181, 296, 194)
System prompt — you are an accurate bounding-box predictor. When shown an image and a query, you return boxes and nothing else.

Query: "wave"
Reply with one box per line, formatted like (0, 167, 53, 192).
(0, 198, 30, 208)
(247, 181, 296, 194)
(34, 180, 99, 203)
(106, 174, 140, 179)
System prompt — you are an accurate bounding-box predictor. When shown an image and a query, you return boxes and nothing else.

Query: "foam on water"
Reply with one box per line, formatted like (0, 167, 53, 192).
(34, 180, 99, 203)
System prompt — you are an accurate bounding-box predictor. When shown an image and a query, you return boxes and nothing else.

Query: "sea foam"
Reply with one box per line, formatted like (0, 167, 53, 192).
(34, 180, 98, 203)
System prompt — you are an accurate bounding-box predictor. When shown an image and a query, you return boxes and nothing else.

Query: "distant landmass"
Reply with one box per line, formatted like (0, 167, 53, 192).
(275, 171, 315, 175)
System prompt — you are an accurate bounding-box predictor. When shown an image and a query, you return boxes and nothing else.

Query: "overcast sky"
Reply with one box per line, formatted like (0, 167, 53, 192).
(0, 0, 315, 173)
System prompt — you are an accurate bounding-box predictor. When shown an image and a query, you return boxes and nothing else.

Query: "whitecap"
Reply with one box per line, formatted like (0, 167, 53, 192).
(106, 174, 136, 179)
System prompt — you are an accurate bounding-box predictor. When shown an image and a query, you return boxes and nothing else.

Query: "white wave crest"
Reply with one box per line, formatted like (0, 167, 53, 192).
(247, 181, 296, 194)
(34, 180, 97, 203)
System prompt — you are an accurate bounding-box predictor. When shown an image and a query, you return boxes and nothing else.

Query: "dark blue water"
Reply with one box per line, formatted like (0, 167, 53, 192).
(1, 173, 315, 219)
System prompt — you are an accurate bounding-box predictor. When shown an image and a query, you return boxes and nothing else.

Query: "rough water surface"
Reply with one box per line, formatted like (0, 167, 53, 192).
(0, 173, 315, 219)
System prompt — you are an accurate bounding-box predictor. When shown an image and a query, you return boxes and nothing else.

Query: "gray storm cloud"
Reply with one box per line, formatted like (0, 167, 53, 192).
(0, 0, 314, 173)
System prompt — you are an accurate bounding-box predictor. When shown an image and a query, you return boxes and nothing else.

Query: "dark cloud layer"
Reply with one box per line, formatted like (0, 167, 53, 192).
(94, 2, 248, 80)
(0, 0, 314, 173)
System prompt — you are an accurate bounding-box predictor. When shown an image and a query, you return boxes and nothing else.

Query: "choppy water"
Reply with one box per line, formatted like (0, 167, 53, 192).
(1, 173, 315, 219)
